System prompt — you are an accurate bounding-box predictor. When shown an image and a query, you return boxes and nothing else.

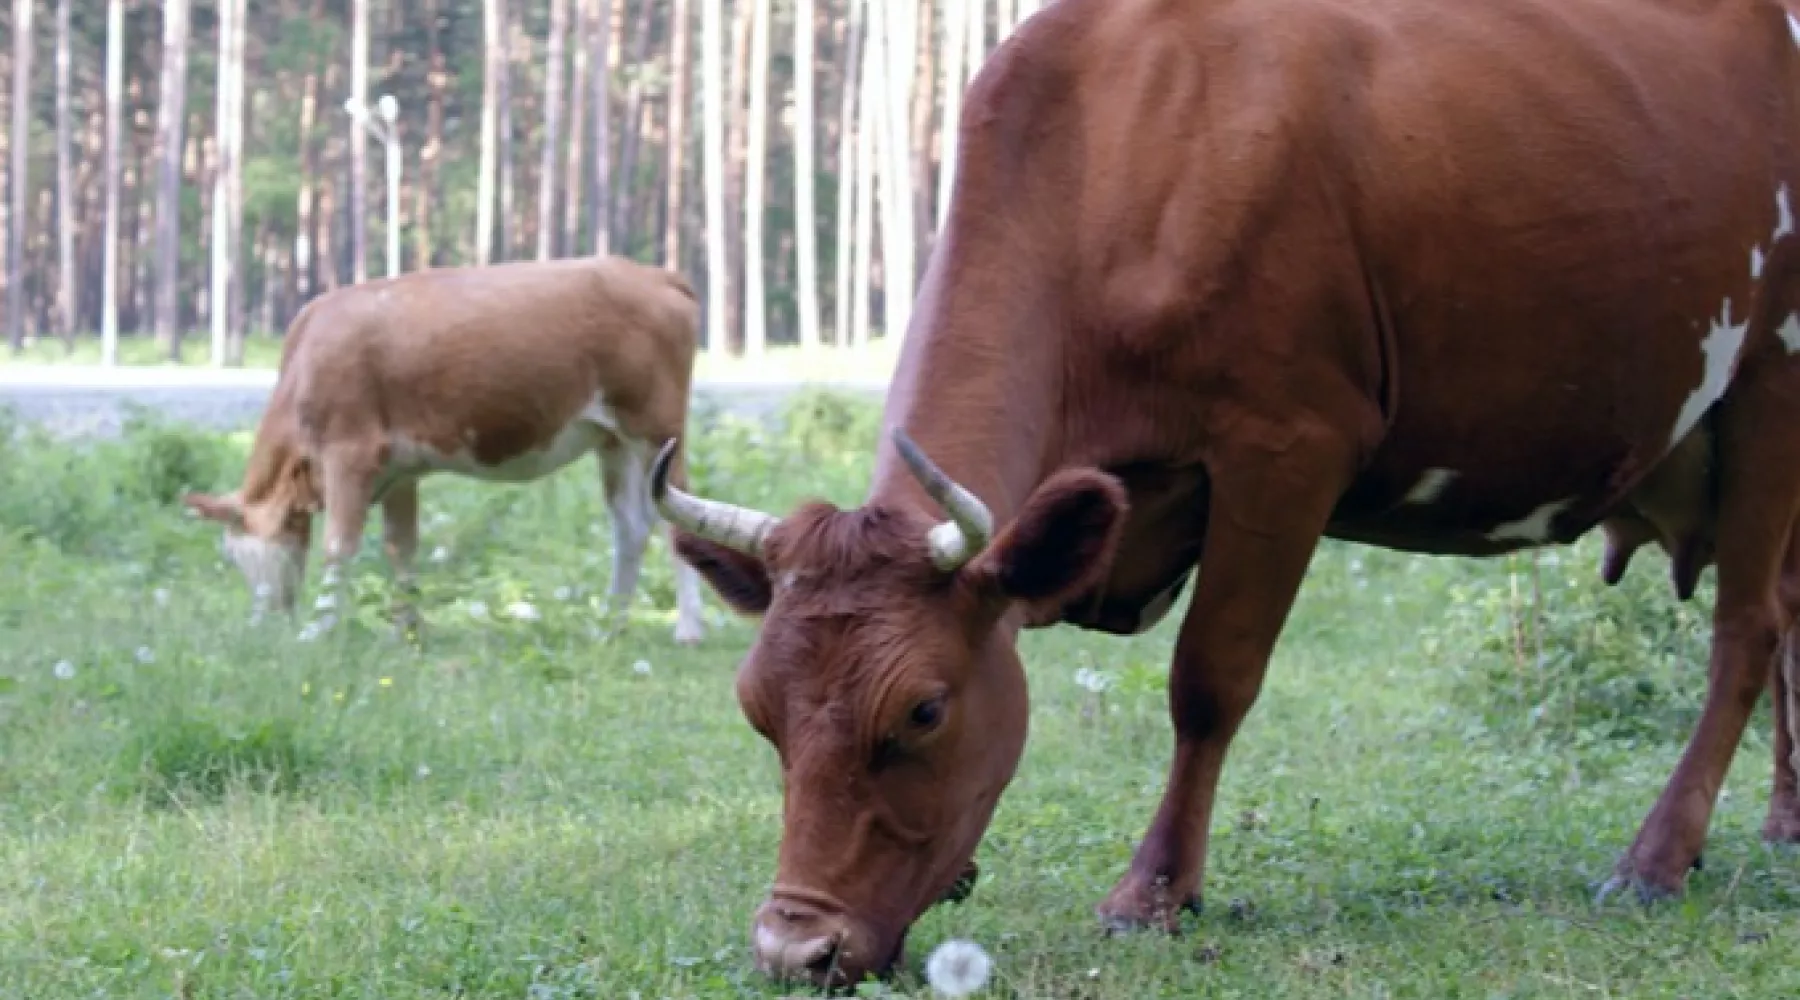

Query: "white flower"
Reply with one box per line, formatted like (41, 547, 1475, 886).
(153, 588, 171, 606)
(430, 546, 450, 563)
(466, 600, 489, 620)
(553, 586, 573, 602)
(632, 660, 652, 676)
(505, 601, 541, 622)
(135, 646, 155, 664)
(296, 621, 326, 643)
(52, 659, 75, 680)
(1074, 666, 1112, 694)
(925, 939, 992, 998)
(415, 763, 431, 779)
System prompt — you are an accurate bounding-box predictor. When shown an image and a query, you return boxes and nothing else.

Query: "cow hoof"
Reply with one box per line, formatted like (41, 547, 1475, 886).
(1095, 877, 1200, 936)
(1761, 796, 1800, 845)
(673, 623, 704, 647)
(1593, 861, 1684, 907)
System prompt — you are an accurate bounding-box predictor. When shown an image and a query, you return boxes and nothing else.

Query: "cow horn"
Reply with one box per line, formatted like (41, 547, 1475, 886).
(893, 427, 994, 571)
(649, 439, 778, 557)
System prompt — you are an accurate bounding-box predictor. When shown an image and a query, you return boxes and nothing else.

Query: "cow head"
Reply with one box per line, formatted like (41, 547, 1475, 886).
(653, 431, 1128, 986)
(182, 489, 312, 614)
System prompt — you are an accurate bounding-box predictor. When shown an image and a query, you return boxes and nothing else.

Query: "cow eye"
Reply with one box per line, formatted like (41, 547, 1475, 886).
(909, 696, 946, 732)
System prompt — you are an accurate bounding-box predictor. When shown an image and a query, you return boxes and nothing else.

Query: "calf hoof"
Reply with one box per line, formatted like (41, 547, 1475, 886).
(1096, 874, 1200, 936)
(296, 613, 340, 643)
(673, 621, 704, 647)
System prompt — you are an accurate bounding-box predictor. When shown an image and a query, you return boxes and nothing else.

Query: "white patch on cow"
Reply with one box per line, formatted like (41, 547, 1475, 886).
(1789, 12, 1800, 49)
(387, 393, 622, 485)
(1780, 313, 1800, 355)
(1752, 245, 1766, 280)
(1670, 298, 1749, 446)
(1778, 185, 1796, 242)
(1401, 468, 1459, 506)
(1484, 498, 1576, 545)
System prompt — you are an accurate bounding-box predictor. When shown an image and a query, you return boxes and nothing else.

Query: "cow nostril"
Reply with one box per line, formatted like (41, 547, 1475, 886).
(803, 936, 843, 980)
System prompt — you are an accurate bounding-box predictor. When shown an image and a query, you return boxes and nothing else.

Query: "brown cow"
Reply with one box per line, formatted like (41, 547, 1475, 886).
(653, 0, 1800, 985)
(185, 254, 706, 646)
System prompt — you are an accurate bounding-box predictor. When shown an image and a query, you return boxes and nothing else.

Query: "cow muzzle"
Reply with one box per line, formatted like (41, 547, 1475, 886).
(750, 894, 888, 986)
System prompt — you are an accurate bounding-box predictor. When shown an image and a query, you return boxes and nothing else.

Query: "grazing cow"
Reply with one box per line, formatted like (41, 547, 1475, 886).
(652, 0, 1800, 985)
(184, 254, 706, 646)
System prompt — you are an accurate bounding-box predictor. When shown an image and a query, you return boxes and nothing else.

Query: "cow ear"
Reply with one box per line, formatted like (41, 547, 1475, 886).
(183, 491, 245, 530)
(674, 530, 774, 614)
(966, 468, 1128, 608)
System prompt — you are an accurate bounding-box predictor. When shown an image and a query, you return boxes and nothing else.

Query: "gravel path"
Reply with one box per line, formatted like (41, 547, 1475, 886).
(0, 365, 886, 439)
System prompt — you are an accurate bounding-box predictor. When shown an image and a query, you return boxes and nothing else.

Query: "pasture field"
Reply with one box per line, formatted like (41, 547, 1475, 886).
(1, 391, 1796, 998)
(0, 335, 904, 387)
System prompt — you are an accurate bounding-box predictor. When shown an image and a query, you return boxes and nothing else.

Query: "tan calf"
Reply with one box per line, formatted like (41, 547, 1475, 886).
(183, 254, 706, 645)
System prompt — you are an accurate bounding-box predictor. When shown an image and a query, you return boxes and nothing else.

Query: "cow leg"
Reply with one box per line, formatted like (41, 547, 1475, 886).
(381, 478, 423, 639)
(1602, 370, 1800, 901)
(1762, 530, 1800, 843)
(598, 439, 656, 637)
(1096, 424, 1357, 932)
(300, 448, 378, 641)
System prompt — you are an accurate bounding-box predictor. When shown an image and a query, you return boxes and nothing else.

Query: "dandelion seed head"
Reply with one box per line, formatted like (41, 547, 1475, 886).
(925, 938, 992, 997)
(135, 646, 155, 664)
(466, 600, 489, 620)
(505, 601, 541, 622)
(632, 659, 652, 676)
(52, 659, 75, 680)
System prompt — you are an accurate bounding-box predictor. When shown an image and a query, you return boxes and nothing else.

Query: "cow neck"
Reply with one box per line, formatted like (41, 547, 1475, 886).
(865, 280, 1064, 533)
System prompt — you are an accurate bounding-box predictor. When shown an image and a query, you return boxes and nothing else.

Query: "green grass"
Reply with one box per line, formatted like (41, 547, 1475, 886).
(1, 332, 902, 385)
(0, 392, 1796, 998)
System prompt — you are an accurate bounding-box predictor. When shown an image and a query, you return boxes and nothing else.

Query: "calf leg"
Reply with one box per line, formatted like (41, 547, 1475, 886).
(382, 479, 423, 638)
(300, 447, 378, 641)
(1097, 421, 1358, 931)
(598, 440, 656, 636)
(671, 532, 706, 646)
(1603, 366, 1800, 900)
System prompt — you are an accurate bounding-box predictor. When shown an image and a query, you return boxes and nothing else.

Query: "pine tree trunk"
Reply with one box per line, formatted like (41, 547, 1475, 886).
(875, 0, 915, 341)
(722, 0, 755, 353)
(478, 0, 502, 264)
(8, 0, 35, 350)
(911, 0, 936, 269)
(293, 0, 323, 306)
(211, 0, 237, 363)
(498, 0, 517, 260)
(833, 0, 866, 348)
(350, 0, 369, 283)
(702, 0, 729, 352)
(54, 0, 76, 346)
(937, 0, 966, 230)
(589, 0, 614, 253)
(665, 0, 692, 271)
(153, 0, 192, 357)
(743, 0, 770, 356)
(562, 0, 591, 256)
(418, 0, 446, 269)
(850, 3, 877, 349)
(793, 0, 820, 350)
(538, 0, 569, 260)
(101, 0, 124, 362)
(612, 0, 656, 252)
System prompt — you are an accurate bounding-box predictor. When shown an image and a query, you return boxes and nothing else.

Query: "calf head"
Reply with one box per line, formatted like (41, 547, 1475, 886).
(653, 431, 1128, 986)
(183, 488, 314, 614)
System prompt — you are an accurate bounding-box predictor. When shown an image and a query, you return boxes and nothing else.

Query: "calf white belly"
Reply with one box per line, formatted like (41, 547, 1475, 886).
(382, 397, 622, 488)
